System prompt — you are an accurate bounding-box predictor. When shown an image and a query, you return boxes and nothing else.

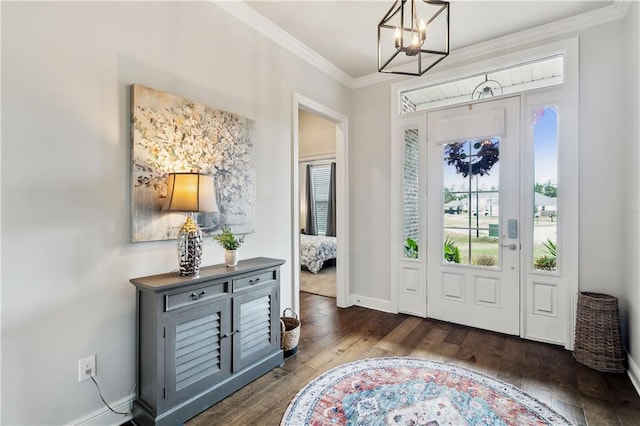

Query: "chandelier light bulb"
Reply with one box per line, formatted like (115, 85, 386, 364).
(411, 32, 420, 47)
(394, 27, 401, 48)
(419, 19, 427, 40)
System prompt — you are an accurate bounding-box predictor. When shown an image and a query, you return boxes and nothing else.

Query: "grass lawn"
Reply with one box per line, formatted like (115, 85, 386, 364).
(442, 213, 557, 269)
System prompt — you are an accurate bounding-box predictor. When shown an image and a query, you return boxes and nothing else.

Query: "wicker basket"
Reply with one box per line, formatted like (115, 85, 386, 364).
(574, 292, 626, 373)
(280, 308, 300, 358)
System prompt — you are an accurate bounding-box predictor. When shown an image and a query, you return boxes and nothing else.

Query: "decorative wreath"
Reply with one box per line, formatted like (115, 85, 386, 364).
(445, 139, 499, 177)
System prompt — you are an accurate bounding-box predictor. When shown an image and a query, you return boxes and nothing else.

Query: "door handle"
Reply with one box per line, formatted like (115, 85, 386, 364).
(500, 243, 518, 251)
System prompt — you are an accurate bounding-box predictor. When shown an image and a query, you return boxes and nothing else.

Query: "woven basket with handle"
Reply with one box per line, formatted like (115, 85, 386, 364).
(280, 308, 300, 357)
(574, 292, 626, 373)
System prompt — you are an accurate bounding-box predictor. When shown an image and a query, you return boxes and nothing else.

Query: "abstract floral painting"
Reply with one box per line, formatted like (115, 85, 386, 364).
(131, 84, 255, 242)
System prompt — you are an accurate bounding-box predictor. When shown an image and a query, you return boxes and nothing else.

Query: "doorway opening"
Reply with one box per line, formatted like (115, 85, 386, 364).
(298, 111, 337, 299)
(292, 94, 349, 315)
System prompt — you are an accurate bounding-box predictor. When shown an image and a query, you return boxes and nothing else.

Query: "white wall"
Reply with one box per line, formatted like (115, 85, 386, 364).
(350, 84, 392, 301)
(0, 2, 350, 424)
(578, 19, 628, 298)
(350, 12, 638, 352)
(622, 1, 640, 382)
(577, 9, 640, 381)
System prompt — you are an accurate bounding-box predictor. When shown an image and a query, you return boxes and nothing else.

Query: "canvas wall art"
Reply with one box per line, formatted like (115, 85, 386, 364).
(131, 84, 255, 242)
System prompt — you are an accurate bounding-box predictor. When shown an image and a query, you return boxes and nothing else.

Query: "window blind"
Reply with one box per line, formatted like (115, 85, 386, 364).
(311, 164, 331, 236)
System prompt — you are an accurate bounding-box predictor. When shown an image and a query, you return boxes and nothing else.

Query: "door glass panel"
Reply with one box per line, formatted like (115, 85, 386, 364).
(443, 138, 500, 266)
(532, 106, 558, 271)
(403, 128, 420, 259)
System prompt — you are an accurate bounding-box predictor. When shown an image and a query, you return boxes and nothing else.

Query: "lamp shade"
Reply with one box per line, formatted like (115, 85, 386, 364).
(162, 173, 218, 213)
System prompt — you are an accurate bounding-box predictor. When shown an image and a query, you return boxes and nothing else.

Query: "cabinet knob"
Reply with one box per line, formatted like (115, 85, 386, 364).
(222, 330, 239, 339)
(249, 277, 260, 285)
(190, 290, 207, 300)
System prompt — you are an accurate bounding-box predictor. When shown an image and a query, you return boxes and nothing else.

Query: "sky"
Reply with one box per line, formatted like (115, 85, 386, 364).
(533, 106, 559, 185)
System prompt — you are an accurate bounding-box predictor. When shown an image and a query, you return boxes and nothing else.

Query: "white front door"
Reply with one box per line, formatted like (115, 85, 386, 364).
(426, 97, 520, 335)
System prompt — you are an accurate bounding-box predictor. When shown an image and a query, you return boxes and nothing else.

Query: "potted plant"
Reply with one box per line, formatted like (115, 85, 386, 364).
(534, 238, 556, 271)
(443, 236, 461, 263)
(404, 237, 419, 259)
(213, 226, 245, 267)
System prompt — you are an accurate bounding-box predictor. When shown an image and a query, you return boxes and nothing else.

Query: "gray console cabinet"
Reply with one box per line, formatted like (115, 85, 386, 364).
(130, 257, 285, 426)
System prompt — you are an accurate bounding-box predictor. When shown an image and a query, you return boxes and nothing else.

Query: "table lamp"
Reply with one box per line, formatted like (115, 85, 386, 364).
(162, 172, 218, 276)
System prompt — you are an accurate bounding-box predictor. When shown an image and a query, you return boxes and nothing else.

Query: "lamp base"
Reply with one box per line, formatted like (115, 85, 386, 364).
(177, 216, 203, 277)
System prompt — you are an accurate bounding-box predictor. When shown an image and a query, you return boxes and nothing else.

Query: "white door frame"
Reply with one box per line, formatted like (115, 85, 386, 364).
(292, 93, 350, 313)
(390, 38, 579, 348)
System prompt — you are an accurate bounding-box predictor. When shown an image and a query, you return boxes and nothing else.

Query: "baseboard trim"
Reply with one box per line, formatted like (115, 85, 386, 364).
(350, 294, 393, 313)
(628, 352, 640, 397)
(69, 393, 133, 426)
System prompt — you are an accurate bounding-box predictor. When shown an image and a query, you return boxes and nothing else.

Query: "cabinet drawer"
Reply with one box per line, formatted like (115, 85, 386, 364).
(165, 281, 228, 312)
(232, 270, 276, 292)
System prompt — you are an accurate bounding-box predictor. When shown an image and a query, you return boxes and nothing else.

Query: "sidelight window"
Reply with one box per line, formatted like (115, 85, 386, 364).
(532, 106, 559, 272)
(403, 128, 420, 259)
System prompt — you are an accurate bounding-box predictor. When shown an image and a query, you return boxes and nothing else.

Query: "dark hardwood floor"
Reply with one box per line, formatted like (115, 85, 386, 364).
(186, 292, 640, 425)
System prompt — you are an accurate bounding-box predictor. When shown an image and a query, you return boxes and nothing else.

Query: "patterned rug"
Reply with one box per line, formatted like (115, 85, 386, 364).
(281, 357, 572, 426)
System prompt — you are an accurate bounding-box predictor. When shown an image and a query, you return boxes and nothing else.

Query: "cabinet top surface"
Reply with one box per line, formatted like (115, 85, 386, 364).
(130, 257, 285, 292)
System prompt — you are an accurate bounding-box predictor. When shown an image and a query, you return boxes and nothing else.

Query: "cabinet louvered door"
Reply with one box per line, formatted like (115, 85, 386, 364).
(164, 298, 231, 408)
(232, 285, 279, 372)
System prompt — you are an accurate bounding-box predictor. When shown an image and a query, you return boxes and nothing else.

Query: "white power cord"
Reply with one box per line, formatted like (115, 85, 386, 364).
(89, 375, 133, 416)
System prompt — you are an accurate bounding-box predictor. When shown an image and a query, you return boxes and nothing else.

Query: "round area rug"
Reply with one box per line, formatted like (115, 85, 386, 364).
(281, 357, 572, 426)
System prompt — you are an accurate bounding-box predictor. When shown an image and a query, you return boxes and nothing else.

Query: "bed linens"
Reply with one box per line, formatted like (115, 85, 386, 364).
(300, 234, 337, 274)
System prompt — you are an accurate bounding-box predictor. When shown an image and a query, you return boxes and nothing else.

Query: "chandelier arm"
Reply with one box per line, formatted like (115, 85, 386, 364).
(378, 50, 403, 72)
(419, 48, 449, 55)
(419, 55, 447, 74)
(379, 0, 403, 25)
(426, 4, 448, 25)
(411, 0, 418, 33)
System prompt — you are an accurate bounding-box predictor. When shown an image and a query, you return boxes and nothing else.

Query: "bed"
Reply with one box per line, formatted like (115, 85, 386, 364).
(300, 234, 337, 274)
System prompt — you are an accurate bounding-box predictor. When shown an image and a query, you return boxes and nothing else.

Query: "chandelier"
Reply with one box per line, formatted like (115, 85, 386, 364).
(378, 0, 450, 76)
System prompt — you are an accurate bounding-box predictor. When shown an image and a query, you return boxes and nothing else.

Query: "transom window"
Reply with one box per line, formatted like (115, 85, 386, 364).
(401, 55, 563, 113)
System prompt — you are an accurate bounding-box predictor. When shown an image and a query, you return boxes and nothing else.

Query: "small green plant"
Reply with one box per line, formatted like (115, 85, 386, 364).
(534, 255, 556, 270)
(542, 239, 556, 257)
(404, 237, 419, 259)
(213, 227, 245, 250)
(473, 254, 496, 266)
(444, 236, 460, 263)
(534, 238, 557, 270)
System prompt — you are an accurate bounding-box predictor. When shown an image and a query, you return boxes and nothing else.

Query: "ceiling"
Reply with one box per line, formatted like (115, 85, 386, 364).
(244, 1, 614, 80)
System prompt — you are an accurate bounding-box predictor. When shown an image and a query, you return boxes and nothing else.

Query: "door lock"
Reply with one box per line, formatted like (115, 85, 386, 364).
(500, 243, 518, 251)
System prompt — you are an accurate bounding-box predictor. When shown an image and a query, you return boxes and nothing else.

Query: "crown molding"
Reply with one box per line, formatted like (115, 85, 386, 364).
(215, 0, 631, 90)
(213, 1, 354, 88)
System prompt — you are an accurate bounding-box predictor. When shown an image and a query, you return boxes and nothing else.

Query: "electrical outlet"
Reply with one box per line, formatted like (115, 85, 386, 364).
(78, 355, 96, 382)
